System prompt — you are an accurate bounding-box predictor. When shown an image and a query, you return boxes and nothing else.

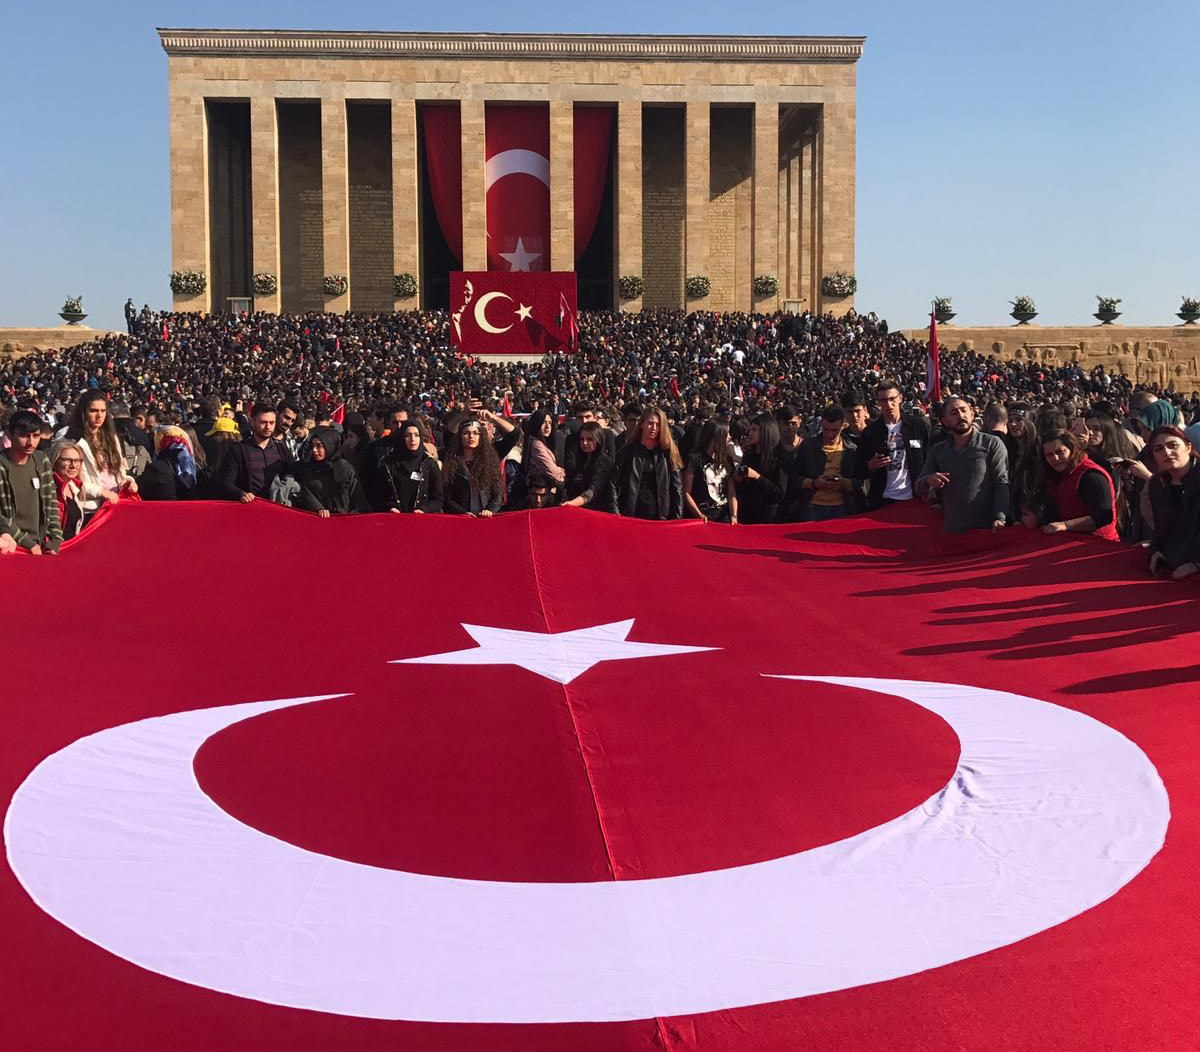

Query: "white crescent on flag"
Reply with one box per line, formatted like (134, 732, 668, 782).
(484, 149, 550, 192)
(4, 662, 1168, 1024)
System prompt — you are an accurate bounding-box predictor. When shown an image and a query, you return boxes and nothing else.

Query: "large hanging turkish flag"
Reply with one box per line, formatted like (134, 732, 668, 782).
(486, 104, 550, 272)
(2, 501, 1196, 1050)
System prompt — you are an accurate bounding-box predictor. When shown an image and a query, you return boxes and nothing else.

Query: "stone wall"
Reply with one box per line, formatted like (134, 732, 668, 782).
(277, 102, 324, 314)
(708, 106, 753, 313)
(0, 328, 121, 358)
(348, 102, 394, 313)
(641, 106, 685, 308)
(901, 325, 1200, 394)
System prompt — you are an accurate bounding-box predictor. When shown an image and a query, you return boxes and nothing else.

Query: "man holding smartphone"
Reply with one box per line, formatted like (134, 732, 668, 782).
(796, 405, 864, 522)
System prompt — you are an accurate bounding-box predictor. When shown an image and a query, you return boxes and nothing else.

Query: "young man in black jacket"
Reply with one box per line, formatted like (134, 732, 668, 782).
(855, 380, 932, 510)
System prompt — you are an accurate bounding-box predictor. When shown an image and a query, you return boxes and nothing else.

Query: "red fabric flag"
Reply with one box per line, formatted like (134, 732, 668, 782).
(330, 403, 346, 426)
(421, 106, 463, 265)
(0, 502, 1190, 1051)
(486, 105, 550, 273)
(927, 305, 942, 400)
(573, 107, 613, 262)
(557, 290, 579, 351)
(450, 271, 578, 355)
(669, 375, 681, 398)
(501, 392, 513, 416)
(161, 323, 170, 342)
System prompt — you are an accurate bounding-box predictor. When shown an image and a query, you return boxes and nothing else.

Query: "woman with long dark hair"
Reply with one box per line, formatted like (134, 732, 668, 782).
(735, 413, 786, 524)
(1027, 429, 1117, 540)
(681, 420, 737, 523)
(443, 417, 504, 516)
(614, 406, 683, 520)
(64, 391, 137, 514)
(563, 421, 616, 513)
(519, 408, 565, 499)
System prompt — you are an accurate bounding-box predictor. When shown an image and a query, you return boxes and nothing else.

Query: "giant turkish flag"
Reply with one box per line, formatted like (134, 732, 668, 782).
(2, 501, 1196, 1050)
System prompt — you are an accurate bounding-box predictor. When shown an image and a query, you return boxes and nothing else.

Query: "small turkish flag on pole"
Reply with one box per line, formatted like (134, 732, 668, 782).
(330, 403, 345, 426)
(927, 303, 942, 401)
(557, 292, 578, 351)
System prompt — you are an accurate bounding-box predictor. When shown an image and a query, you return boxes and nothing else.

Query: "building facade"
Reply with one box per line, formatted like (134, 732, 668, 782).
(160, 30, 863, 315)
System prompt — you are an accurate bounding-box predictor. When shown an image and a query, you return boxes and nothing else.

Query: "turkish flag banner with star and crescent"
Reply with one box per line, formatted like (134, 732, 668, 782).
(450, 270, 578, 355)
(486, 104, 550, 273)
(2, 500, 1197, 1052)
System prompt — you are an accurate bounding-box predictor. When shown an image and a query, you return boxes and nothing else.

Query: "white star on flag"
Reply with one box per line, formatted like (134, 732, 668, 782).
(499, 237, 541, 272)
(515, 303, 533, 321)
(391, 619, 716, 684)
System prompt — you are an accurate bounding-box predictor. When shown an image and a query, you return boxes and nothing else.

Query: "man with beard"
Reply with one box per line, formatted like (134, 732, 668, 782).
(916, 397, 1009, 534)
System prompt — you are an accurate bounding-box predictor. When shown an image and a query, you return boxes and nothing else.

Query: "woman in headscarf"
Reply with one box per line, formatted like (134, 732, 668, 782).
(294, 426, 365, 517)
(49, 439, 86, 539)
(139, 426, 198, 501)
(1120, 399, 1183, 541)
(380, 420, 443, 514)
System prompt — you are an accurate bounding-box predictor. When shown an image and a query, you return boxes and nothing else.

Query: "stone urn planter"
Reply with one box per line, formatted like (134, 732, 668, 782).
(1178, 311, 1200, 325)
(1094, 310, 1121, 325)
(1011, 310, 1038, 325)
(934, 309, 956, 324)
(59, 311, 87, 325)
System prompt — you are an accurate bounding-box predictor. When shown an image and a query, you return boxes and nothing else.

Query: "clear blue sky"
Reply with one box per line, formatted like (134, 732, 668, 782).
(2, 0, 1197, 331)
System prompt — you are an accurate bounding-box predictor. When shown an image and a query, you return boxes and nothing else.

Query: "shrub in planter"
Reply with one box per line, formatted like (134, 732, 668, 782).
(821, 272, 857, 298)
(323, 274, 348, 297)
(617, 275, 645, 301)
(753, 274, 779, 298)
(170, 270, 207, 296)
(393, 273, 418, 299)
(61, 295, 85, 316)
(685, 274, 711, 300)
(252, 273, 278, 296)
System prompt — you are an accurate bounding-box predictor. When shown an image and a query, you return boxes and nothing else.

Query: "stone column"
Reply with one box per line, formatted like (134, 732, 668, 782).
(169, 91, 210, 312)
(392, 98, 419, 306)
(549, 100, 574, 272)
(249, 97, 280, 313)
(684, 100, 710, 309)
(752, 98, 780, 312)
(819, 96, 856, 312)
(782, 147, 801, 304)
(801, 129, 816, 310)
(461, 99, 487, 271)
(320, 95, 350, 312)
(615, 100, 643, 311)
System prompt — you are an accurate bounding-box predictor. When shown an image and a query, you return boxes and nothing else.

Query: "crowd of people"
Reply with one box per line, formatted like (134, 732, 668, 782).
(2, 306, 1199, 579)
